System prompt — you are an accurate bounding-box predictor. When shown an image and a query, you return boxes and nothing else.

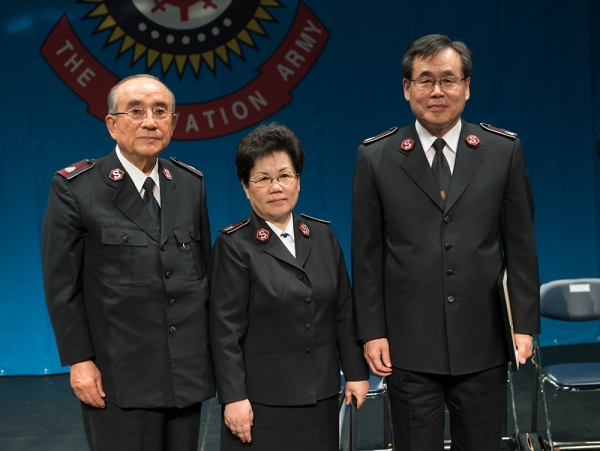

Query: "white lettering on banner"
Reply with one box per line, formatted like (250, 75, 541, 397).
(569, 283, 591, 293)
(54, 39, 96, 87)
(186, 114, 199, 132)
(276, 19, 324, 82)
(77, 68, 96, 87)
(184, 90, 269, 133)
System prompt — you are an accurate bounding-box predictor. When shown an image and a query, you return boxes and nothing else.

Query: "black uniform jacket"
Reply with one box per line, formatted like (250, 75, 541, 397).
(352, 120, 541, 375)
(209, 211, 368, 407)
(42, 149, 215, 408)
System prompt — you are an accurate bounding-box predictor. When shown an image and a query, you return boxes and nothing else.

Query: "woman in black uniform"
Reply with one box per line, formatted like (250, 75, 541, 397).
(209, 123, 369, 450)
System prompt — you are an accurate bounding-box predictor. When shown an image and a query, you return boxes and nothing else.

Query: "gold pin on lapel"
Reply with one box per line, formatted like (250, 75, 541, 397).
(440, 191, 446, 200)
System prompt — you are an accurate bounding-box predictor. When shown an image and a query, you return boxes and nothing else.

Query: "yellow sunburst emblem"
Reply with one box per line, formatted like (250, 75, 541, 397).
(79, 0, 282, 78)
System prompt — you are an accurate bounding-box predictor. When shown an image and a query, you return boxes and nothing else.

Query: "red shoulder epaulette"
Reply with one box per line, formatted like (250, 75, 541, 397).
(480, 123, 518, 139)
(170, 157, 203, 177)
(219, 219, 250, 234)
(362, 127, 399, 145)
(56, 159, 95, 180)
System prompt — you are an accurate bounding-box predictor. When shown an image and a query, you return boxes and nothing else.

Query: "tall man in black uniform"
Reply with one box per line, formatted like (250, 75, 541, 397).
(351, 35, 540, 450)
(42, 74, 214, 451)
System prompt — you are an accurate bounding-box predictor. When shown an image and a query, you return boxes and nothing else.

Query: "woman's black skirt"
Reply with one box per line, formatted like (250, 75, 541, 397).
(220, 395, 339, 451)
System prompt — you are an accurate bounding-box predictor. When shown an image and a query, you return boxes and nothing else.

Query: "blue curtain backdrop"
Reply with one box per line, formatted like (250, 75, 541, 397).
(1, 0, 599, 375)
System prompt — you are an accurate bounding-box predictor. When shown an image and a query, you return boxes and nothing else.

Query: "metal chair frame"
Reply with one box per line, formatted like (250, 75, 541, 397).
(531, 278, 600, 451)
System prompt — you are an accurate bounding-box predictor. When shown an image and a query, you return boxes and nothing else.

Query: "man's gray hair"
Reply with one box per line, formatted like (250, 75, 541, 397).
(401, 34, 472, 80)
(107, 74, 176, 114)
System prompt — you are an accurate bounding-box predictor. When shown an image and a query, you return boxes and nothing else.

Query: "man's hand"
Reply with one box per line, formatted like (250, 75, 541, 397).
(514, 333, 533, 365)
(363, 338, 392, 376)
(345, 380, 370, 408)
(224, 399, 254, 443)
(70, 360, 106, 408)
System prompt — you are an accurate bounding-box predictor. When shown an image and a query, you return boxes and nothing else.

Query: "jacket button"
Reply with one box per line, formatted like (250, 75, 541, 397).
(305, 298, 312, 304)
(305, 323, 311, 330)
(122, 235, 129, 242)
(444, 216, 452, 223)
(447, 296, 455, 303)
(161, 244, 167, 251)
(168, 299, 175, 306)
(446, 269, 454, 276)
(445, 243, 452, 250)
(304, 347, 311, 353)
(165, 271, 172, 278)
(169, 326, 177, 334)
(190, 232, 195, 240)
(297, 274, 304, 280)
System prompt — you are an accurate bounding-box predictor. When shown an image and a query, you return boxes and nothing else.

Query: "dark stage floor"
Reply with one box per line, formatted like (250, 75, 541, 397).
(1, 344, 599, 450)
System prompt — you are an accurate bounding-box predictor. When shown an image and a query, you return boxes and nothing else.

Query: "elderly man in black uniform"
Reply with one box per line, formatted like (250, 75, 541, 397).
(42, 74, 214, 451)
(351, 34, 540, 451)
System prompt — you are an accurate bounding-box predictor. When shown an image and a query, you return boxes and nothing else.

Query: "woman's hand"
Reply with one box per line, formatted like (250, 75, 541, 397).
(224, 399, 254, 443)
(345, 380, 370, 408)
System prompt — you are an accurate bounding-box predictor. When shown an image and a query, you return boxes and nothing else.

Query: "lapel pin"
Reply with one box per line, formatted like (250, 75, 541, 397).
(256, 228, 271, 242)
(400, 139, 415, 152)
(162, 168, 173, 180)
(465, 135, 481, 147)
(109, 168, 125, 181)
(299, 223, 310, 237)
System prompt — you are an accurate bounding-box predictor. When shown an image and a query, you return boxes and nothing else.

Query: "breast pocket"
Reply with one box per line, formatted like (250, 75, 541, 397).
(101, 227, 150, 286)
(173, 226, 205, 281)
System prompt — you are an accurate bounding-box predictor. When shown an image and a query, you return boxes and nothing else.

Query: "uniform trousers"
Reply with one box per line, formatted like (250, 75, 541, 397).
(387, 364, 507, 451)
(81, 401, 202, 451)
(219, 395, 339, 451)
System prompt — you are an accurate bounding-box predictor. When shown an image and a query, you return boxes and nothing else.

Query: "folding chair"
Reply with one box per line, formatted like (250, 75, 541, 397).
(531, 278, 600, 450)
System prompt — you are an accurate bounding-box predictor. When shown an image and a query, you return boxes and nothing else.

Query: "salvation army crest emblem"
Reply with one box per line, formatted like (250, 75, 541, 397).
(41, 0, 329, 140)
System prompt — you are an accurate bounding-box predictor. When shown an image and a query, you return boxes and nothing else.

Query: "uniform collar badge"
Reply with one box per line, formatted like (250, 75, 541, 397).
(465, 135, 481, 147)
(109, 168, 125, 181)
(299, 223, 310, 237)
(400, 139, 415, 152)
(256, 228, 271, 242)
(162, 168, 173, 180)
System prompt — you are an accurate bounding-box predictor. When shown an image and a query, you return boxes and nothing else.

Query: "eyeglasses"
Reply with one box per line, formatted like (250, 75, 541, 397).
(410, 76, 465, 92)
(112, 107, 175, 123)
(250, 171, 299, 188)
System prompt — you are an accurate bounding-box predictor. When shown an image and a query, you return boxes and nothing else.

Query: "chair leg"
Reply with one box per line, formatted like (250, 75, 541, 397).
(533, 335, 554, 448)
(507, 364, 520, 437)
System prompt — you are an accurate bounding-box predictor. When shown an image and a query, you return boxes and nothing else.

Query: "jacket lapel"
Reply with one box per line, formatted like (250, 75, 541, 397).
(294, 213, 312, 269)
(158, 161, 179, 245)
(251, 212, 306, 273)
(398, 123, 445, 211)
(105, 150, 161, 242)
(444, 121, 483, 213)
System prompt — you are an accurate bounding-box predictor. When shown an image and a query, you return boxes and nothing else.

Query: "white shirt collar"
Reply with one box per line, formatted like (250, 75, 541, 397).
(115, 145, 161, 205)
(415, 119, 462, 154)
(266, 214, 296, 257)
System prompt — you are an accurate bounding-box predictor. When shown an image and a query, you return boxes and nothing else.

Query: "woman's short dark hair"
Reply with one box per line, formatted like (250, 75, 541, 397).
(236, 123, 305, 185)
(401, 34, 472, 80)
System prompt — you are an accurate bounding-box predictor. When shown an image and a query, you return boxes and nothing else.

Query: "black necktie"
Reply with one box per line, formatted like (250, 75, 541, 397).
(143, 177, 160, 225)
(431, 138, 451, 200)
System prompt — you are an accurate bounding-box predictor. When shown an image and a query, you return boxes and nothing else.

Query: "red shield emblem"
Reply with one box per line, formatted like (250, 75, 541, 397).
(299, 223, 310, 237)
(465, 135, 481, 147)
(256, 228, 271, 243)
(109, 168, 125, 181)
(400, 139, 415, 151)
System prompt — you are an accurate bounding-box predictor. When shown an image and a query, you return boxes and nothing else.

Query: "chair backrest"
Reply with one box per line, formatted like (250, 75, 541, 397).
(540, 278, 600, 321)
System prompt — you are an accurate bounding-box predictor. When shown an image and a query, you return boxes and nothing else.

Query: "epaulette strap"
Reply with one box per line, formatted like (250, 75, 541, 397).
(301, 213, 331, 224)
(170, 157, 204, 177)
(362, 127, 399, 145)
(56, 159, 95, 180)
(480, 123, 518, 139)
(219, 219, 250, 234)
